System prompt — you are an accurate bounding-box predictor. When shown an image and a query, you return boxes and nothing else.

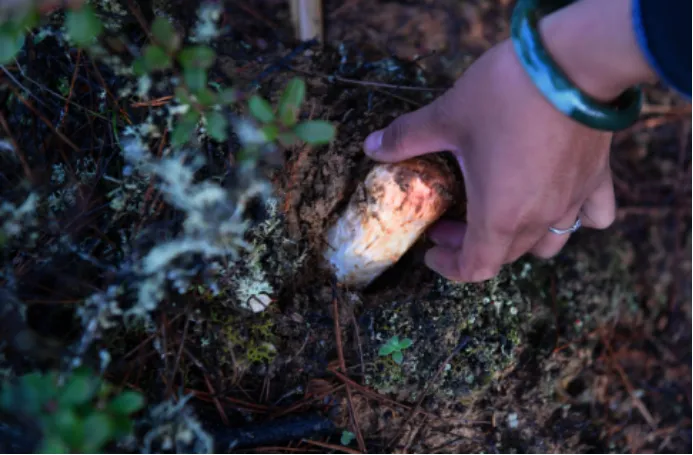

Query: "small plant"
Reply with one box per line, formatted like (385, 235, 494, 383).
(0, 2, 336, 154)
(378, 335, 413, 365)
(247, 77, 336, 148)
(340, 430, 356, 446)
(0, 2, 103, 65)
(0, 367, 145, 453)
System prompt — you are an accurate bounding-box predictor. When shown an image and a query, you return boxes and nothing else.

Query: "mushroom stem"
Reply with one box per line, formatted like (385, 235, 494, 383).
(322, 157, 457, 288)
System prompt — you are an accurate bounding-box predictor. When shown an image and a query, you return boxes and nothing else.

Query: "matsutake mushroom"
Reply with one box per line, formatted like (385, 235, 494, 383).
(322, 156, 458, 288)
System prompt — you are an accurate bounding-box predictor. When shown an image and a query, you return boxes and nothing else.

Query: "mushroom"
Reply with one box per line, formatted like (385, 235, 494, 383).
(322, 156, 458, 288)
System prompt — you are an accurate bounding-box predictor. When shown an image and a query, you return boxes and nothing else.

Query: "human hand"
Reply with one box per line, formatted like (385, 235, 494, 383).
(363, 40, 616, 282)
(362, 0, 658, 283)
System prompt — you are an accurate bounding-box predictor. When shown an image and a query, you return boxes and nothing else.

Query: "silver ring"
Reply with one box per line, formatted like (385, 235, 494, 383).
(549, 217, 581, 235)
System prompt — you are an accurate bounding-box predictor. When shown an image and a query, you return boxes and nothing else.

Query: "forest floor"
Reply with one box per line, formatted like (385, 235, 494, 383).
(0, 1, 690, 453)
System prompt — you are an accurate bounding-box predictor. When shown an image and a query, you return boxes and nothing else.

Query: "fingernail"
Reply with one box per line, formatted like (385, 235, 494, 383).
(364, 130, 384, 156)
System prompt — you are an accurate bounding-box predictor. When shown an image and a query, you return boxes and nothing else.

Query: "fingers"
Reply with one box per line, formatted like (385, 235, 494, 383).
(427, 220, 467, 249)
(580, 171, 616, 229)
(529, 206, 581, 259)
(363, 99, 458, 162)
(426, 173, 616, 281)
(425, 223, 513, 283)
(529, 172, 616, 259)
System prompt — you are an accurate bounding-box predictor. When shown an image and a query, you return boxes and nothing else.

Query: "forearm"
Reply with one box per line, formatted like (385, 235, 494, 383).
(538, 0, 659, 102)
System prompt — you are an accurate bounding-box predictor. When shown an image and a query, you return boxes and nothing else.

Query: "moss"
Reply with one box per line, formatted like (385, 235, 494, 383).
(363, 262, 532, 401)
(360, 230, 640, 407)
(221, 311, 278, 367)
(542, 231, 640, 340)
(246, 342, 277, 364)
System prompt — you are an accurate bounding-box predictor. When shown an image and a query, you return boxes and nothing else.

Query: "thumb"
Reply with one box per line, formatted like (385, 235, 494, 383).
(363, 101, 457, 162)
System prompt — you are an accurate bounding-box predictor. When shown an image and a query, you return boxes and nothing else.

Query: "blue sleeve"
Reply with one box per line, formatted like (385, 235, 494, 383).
(632, 0, 691, 99)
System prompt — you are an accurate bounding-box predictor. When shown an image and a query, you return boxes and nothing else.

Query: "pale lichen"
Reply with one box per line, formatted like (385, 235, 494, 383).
(136, 395, 214, 454)
(0, 193, 39, 241)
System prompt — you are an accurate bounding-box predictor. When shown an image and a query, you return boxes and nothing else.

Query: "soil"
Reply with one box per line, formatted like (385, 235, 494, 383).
(0, 1, 690, 454)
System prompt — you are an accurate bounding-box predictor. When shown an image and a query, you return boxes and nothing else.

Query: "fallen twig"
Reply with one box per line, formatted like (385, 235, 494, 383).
(388, 337, 469, 449)
(0, 110, 33, 182)
(289, 65, 446, 92)
(332, 288, 367, 453)
(602, 334, 657, 429)
(301, 438, 363, 454)
(204, 374, 230, 426)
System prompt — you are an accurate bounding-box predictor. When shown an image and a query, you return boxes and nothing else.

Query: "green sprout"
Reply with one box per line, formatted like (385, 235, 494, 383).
(0, 367, 145, 453)
(65, 4, 103, 47)
(248, 77, 336, 147)
(340, 430, 356, 446)
(378, 335, 413, 365)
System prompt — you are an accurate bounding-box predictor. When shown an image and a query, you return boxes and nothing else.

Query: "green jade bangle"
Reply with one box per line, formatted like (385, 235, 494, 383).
(510, 0, 643, 131)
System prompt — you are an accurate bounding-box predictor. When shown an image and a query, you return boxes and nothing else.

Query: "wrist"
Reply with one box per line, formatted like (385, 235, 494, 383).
(538, 0, 658, 102)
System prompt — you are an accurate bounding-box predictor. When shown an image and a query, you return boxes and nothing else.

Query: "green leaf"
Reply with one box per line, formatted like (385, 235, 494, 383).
(0, 29, 24, 65)
(205, 111, 228, 142)
(143, 44, 171, 71)
(294, 120, 335, 145)
(340, 430, 356, 446)
(398, 338, 413, 350)
(277, 77, 306, 127)
(65, 5, 103, 47)
(378, 344, 396, 357)
(108, 390, 145, 415)
(196, 88, 218, 107)
(177, 45, 216, 69)
(261, 124, 279, 142)
(151, 16, 180, 51)
(237, 146, 260, 164)
(39, 435, 68, 454)
(219, 88, 238, 105)
(18, 10, 40, 30)
(171, 109, 201, 146)
(20, 372, 55, 413)
(59, 373, 95, 407)
(248, 95, 275, 123)
(392, 350, 404, 365)
(52, 409, 84, 449)
(183, 67, 207, 93)
(132, 57, 147, 76)
(109, 414, 134, 439)
(174, 86, 192, 105)
(82, 412, 113, 452)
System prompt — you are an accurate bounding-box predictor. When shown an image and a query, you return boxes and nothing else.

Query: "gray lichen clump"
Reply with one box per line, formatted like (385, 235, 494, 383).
(221, 196, 308, 314)
(362, 263, 531, 401)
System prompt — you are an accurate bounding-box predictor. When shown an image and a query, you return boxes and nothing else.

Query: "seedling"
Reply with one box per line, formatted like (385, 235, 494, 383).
(247, 77, 336, 147)
(0, 367, 145, 453)
(378, 335, 414, 365)
(340, 430, 356, 446)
